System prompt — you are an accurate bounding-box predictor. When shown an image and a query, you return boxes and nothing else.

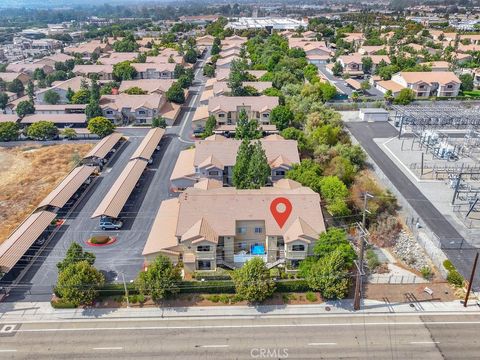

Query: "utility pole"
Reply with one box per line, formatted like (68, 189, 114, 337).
(121, 272, 130, 308)
(464, 252, 479, 308)
(354, 192, 372, 311)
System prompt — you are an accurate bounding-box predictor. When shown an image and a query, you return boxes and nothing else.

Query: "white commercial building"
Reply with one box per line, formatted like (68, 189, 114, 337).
(227, 17, 308, 30)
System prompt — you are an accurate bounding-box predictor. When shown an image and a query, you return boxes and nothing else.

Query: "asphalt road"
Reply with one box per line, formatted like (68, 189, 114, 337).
(346, 121, 476, 281)
(4, 52, 209, 302)
(1, 313, 479, 359)
(317, 65, 384, 99)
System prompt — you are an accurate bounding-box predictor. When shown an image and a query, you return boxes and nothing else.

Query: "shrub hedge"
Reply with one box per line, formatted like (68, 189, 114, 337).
(51, 300, 77, 309)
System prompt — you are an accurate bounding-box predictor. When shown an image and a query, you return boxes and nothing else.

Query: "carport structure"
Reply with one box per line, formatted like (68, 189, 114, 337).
(91, 158, 148, 219)
(82, 132, 123, 165)
(0, 210, 56, 273)
(37, 165, 96, 209)
(345, 78, 362, 91)
(130, 128, 165, 161)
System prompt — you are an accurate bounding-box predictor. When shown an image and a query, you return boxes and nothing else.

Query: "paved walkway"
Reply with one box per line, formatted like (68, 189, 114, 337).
(1, 299, 479, 323)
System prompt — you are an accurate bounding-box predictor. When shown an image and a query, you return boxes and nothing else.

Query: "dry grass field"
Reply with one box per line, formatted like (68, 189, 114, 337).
(0, 143, 94, 244)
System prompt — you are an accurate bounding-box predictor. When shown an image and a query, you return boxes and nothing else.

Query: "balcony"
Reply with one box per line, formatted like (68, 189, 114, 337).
(285, 250, 307, 260)
(196, 251, 216, 260)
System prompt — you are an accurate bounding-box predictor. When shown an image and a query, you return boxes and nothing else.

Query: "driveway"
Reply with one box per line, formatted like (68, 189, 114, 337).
(346, 121, 478, 281)
(4, 51, 210, 302)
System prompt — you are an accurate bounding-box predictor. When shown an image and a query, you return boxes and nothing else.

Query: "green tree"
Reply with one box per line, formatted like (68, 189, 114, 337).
(26, 121, 58, 140)
(286, 159, 323, 193)
(270, 105, 293, 131)
(313, 228, 356, 268)
(0, 92, 8, 111)
(113, 33, 139, 52)
(166, 82, 185, 104)
(325, 156, 355, 185)
(232, 140, 253, 189)
(319, 176, 351, 216)
(85, 100, 103, 120)
(459, 73, 474, 92)
(43, 89, 61, 104)
(0, 122, 20, 141)
(151, 116, 166, 128)
(360, 80, 371, 92)
(33, 68, 46, 81)
(26, 80, 35, 101)
(113, 61, 137, 81)
(184, 47, 197, 64)
(394, 88, 415, 105)
(7, 79, 24, 95)
(57, 242, 96, 272)
(71, 89, 90, 104)
(232, 257, 275, 303)
(235, 109, 261, 140)
(332, 61, 343, 76)
(123, 86, 147, 95)
(248, 141, 271, 189)
(16, 100, 35, 118)
(90, 79, 100, 102)
(281, 127, 313, 156)
(384, 89, 394, 104)
(303, 249, 350, 300)
(135, 255, 182, 302)
(211, 43, 221, 56)
(87, 116, 115, 138)
(62, 128, 78, 140)
(203, 115, 216, 137)
(203, 64, 215, 77)
(66, 87, 75, 103)
(361, 57, 373, 74)
(55, 260, 105, 306)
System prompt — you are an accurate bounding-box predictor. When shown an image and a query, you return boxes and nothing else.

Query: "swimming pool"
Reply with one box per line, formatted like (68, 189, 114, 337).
(251, 244, 265, 255)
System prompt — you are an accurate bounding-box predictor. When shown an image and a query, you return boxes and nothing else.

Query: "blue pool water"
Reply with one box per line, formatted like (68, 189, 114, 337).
(251, 244, 265, 255)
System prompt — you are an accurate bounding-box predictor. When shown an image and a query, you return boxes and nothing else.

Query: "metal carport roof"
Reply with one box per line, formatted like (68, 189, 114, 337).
(38, 165, 96, 208)
(83, 132, 123, 160)
(91, 159, 148, 219)
(130, 128, 165, 161)
(0, 210, 57, 273)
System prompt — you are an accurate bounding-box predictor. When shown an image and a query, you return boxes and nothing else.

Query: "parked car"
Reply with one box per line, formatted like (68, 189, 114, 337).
(99, 218, 123, 230)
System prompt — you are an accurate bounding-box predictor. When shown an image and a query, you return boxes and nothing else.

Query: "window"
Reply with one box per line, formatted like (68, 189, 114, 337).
(254, 227, 263, 234)
(138, 110, 146, 115)
(209, 171, 219, 176)
(197, 260, 211, 270)
(275, 170, 286, 176)
(447, 85, 453, 89)
(262, 113, 269, 118)
(106, 110, 113, 115)
(197, 245, 211, 252)
(292, 244, 305, 251)
(138, 119, 146, 124)
(218, 113, 225, 118)
(237, 227, 247, 234)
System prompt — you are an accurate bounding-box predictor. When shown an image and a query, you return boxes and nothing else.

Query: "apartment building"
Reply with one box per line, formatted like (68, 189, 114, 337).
(210, 95, 278, 124)
(196, 35, 215, 47)
(64, 40, 112, 58)
(132, 63, 176, 79)
(379, 72, 461, 97)
(142, 178, 325, 272)
(118, 79, 175, 95)
(36, 76, 91, 104)
(73, 64, 114, 80)
(170, 134, 300, 190)
(337, 54, 390, 76)
(100, 93, 165, 125)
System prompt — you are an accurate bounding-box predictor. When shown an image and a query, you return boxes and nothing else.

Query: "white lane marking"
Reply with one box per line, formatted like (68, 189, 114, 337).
(2, 311, 480, 325)
(410, 341, 440, 344)
(199, 345, 229, 348)
(12, 320, 480, 333)
(92, 347, 123, 350)
(0, 350, 17, 352)
(308, 343, 337, 346)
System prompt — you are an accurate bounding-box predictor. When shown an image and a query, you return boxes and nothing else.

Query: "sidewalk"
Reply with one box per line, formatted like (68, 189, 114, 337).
(1, 299, 480, 323)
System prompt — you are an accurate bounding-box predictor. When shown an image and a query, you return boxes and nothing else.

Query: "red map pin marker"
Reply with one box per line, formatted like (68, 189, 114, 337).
(270, 197, 292, 229)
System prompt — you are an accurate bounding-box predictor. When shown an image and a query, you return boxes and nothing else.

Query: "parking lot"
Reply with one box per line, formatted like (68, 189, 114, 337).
(5, 57, 207, 302)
